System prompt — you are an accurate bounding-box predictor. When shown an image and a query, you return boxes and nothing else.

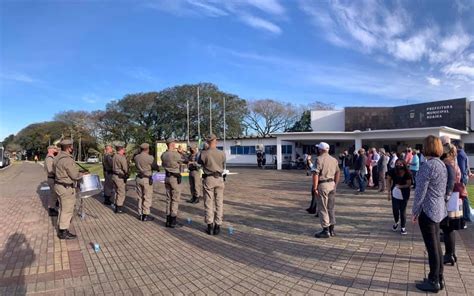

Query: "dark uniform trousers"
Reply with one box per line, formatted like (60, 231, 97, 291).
(189, 170, 202, 198)
(104, 172, 115, 198)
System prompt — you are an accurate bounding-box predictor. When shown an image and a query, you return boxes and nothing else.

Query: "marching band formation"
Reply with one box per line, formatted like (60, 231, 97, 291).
(44, 134, 226, 240)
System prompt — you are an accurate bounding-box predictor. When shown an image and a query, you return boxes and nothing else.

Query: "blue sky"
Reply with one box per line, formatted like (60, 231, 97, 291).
(1, 0, 473, 139)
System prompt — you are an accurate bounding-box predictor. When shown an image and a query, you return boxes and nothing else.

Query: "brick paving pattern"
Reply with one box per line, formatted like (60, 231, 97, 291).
(0, 162, 473, 295)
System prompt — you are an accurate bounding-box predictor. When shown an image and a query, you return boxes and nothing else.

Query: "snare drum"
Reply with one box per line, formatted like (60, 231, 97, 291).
(79, 174, 103, 198)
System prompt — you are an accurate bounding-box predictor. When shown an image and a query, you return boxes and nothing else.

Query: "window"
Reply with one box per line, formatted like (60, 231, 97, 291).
(217, 146, 223, 151)
(265, 145, 276, 154)
(230, 145, 257, 155)
(282, 145, 292, 154)
(464, 143, 474, 154)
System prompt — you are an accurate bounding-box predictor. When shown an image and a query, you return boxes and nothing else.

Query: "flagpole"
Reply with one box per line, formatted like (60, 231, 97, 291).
(186, 99, 190, 144)
(209, 97, 212, 135)
(197, 86, 201, 144)
(223, 96, 227, 171)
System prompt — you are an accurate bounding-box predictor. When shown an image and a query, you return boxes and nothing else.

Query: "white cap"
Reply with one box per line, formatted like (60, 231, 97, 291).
(317, 142, 330, 151)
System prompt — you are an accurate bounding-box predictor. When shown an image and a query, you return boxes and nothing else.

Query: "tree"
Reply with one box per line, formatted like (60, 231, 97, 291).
(287, 101, 335, 132)
(287, 110, 312, 132)
(243, 99, 298, 136)
(54, 111, 98, 161)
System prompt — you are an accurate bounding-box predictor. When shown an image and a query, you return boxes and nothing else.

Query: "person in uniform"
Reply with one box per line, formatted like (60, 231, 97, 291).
(312, 142, 340, 238)
(186, 145, 202, 204)
(45, 145, 59, 216)
(161, 138, 184, 228)
(134, 143, 159, 221)
(102, 144, 115, 205)
(199, 134, 226, 235)
(53, 139, 85, 239)
(112, 143, 129, 213)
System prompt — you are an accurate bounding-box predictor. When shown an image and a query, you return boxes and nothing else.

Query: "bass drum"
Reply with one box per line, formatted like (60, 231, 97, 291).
(79, 174, 103, 198)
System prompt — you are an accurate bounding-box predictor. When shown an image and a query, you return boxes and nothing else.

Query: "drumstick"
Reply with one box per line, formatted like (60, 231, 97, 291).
(75, 161, 90, 173)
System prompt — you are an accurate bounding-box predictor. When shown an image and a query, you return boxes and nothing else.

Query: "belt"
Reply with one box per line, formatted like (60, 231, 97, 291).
(165, 171, 181, 178)
(47, 176, 55, 179)
(319, 179, 334, 184)
(54, 181, 74, 188)
(203, 172, 223, 178)
(137, 174, 151, 178)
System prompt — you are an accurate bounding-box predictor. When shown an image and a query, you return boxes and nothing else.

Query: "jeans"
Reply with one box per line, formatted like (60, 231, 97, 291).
(343, 167, 350, 183)
(411, 170, 417, 188)
(463, 197, 472, 222)
(357, 171, 366, 192)
(419, 211, 443, 282)
(392, 197, 408, 228)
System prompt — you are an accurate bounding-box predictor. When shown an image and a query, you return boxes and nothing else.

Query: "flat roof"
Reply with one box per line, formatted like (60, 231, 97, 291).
(272, 126, 468, 136)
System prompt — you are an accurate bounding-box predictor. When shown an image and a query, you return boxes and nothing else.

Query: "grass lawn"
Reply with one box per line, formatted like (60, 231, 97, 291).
(78, 163, 138, 179)
(465, 184, 474, 206)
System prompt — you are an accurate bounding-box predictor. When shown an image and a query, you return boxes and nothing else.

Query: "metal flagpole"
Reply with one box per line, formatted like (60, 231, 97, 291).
(197, 87, 201, 145)
(223, 96, 227, 171)
(186, 100, 190, 144)
(209, 97, 212, 135)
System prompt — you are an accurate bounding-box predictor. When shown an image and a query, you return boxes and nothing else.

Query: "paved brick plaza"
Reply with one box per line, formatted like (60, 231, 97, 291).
(0, 162, 473, 295)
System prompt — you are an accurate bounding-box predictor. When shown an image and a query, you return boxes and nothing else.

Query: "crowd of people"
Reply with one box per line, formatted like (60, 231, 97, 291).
(44, 135, 227, 240)
(305, 135, 472, 293)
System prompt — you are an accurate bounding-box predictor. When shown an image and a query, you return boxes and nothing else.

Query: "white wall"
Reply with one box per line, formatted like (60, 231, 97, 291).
(311, 110, 345, 131)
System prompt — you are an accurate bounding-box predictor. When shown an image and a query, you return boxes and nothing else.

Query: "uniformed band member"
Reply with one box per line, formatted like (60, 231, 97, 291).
(312, 142, 340, 238)
(112, 143, 129, 213)
(102, 144, 114, 205)
(134, 143, 159, 221)
(186, 145, 202, 204)
(161, 138, 184, 228)
(199, 134, 226, 235)
(53, 139, 85, 239)
(45, 145, 59, 216)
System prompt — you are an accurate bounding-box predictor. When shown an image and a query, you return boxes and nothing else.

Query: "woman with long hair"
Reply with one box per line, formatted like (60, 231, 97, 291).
(440, 143, 466, 266)
(412, 135, 447, 293)
(386, 159, 412, 235)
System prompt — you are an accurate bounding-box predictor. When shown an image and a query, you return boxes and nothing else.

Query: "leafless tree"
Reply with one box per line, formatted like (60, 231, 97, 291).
(243, 99, 298, 136)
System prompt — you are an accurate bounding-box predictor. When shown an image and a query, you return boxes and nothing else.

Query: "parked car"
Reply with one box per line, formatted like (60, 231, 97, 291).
(86, 156, 99, 163)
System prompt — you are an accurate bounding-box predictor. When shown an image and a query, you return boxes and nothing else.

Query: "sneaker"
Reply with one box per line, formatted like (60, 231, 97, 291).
(392, 223, 398, 232)
(401, 228, 407, 235)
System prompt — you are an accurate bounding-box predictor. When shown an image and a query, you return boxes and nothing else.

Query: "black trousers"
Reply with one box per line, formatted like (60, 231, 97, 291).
(308, 185, 318, 212)
(372, 166, 379, 187)
(392, 197, 408, 228)
(419, 211, 443, 281)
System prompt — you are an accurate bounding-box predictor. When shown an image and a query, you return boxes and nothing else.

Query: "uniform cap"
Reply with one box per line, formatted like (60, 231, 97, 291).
(166, 138, 177, 144)
(47, 145, 58, 150)
(190, 144, 198, 149)
(114, 141, 125, 148)
(59, 139, 73, 146)
(206, 134, 217, 142)
(140, 143, 150, 149)
(317, 142, 330, 151)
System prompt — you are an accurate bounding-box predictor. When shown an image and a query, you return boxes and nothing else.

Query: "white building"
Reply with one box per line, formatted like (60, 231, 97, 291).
(217, 98, 474, 169)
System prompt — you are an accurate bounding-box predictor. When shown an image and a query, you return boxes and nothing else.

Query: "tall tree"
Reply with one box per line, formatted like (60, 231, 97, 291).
(243, 99, 298, 136)
(287, 101, 335, 132)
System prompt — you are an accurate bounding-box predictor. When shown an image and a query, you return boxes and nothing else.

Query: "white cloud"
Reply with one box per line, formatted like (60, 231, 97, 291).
(239, 14, 281, 34)
(0, 72, 37, 83)
(148, 0, 285, 34)
(389, 30, 434, 62)
(427, 76, 441, 86)
(443, 62, 474, 78)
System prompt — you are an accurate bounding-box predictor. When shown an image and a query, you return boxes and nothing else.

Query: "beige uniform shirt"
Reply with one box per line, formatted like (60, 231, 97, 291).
(44, 155, 55, 178)
(199, 148, 226, 175)
(134, 152, 159, 177)
(102, 153, 114, 172)
(53, 151, 82, 185)
(314, 153, 339, 181)
(112, 154, 129, 176)
(161, 150, 183, 174)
